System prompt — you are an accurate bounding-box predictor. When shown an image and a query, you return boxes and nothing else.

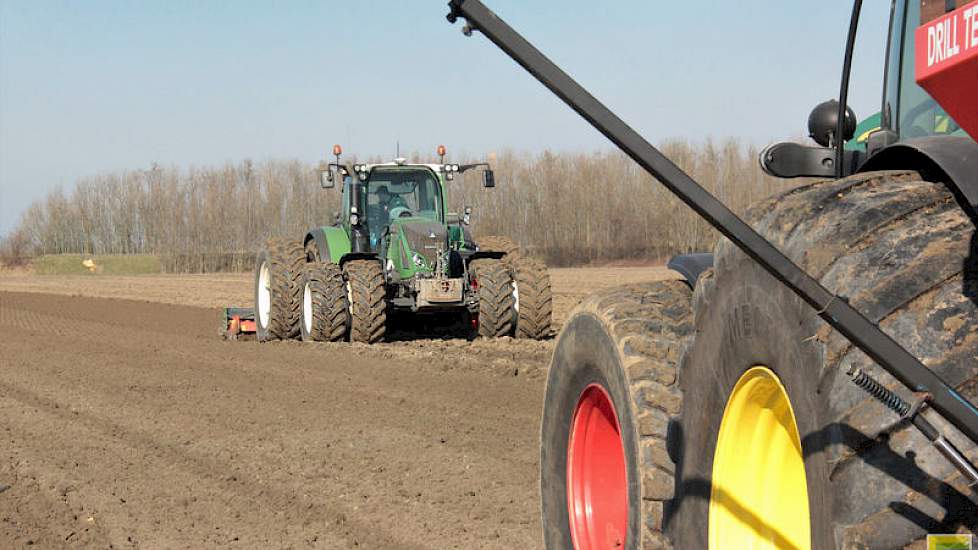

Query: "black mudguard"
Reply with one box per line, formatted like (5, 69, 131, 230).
(667, 252, 714, 289)
(305, 229, 330, 262)
(859, 136, 978, 223)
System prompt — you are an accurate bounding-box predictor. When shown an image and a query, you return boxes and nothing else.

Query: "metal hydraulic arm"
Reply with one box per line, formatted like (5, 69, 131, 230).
(445, 0, 978, 483)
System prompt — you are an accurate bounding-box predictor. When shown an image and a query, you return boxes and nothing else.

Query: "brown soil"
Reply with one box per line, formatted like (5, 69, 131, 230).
(0, 266, 678, 548)
(0, 267, 678, 332)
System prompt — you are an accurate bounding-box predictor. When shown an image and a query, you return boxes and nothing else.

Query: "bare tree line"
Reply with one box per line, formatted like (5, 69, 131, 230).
(1, 139, 793, 270)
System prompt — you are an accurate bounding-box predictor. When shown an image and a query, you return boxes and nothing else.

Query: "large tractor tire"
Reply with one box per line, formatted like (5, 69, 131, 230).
(510, 256, 553, 339)
(470, 258, 516, 338)
(253, 238, 305, 342)
(300, 263, 349, 342)
(671, 170, 978, 549)
(304, 239, 321, 262)
(343, 259, 387, 344)
(477, 235, 521, 264)
(541, 280, 694, 548)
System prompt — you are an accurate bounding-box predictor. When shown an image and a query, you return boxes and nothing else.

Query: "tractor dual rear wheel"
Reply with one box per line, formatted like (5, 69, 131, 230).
(254, 238, 305, 342)
(470, 258, 516, 338)
(541, 280, 694, 549)
(343, 259, 387, 344)
(300, 263, 349, 342)
(674, 170, 978, 548)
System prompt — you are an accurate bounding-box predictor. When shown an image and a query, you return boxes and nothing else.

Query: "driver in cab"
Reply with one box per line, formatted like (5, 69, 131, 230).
(375, 186, 409, 221)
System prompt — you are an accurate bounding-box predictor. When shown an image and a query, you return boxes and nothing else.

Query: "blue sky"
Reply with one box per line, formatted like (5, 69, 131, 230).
(0, 1, 891, 234)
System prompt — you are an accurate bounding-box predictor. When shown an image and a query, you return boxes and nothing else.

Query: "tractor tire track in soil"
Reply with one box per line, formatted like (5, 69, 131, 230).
(0, 291, 546, 549)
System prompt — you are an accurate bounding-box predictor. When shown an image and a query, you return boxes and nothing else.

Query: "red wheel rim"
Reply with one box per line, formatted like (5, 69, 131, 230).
(567, 383, 628, 549)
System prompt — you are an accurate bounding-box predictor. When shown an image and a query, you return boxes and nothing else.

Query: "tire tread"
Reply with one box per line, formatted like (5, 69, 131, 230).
(302, 263, 349, 342)
(471, 258, 515, 338)
(511, 257, 553, 339)
(569, 280, 693, 546)
(344, 260, 386, 344)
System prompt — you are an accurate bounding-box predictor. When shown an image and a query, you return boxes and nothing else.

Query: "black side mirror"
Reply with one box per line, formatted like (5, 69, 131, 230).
(482, 169, 495, 188)
(318, 161, 334, 188)
(808, 100, 856, 147)
(320, 169, 335, 189)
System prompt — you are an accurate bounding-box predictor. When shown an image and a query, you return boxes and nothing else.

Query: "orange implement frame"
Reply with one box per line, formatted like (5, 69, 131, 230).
(223, 307, 256, 339)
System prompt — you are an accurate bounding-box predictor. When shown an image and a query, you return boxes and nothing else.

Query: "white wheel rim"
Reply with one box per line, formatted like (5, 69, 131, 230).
(258, 262, 271, 327)
(512, 280, 520, 313)
(347, 281, 354, 315)
(303, 282, 313, 334)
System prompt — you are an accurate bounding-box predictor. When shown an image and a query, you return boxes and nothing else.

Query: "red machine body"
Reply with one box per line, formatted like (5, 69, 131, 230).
(915, 0, 978, 139)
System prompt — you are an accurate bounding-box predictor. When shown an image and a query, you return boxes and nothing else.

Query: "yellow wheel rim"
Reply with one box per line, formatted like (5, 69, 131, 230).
(709, 367, 811, 550)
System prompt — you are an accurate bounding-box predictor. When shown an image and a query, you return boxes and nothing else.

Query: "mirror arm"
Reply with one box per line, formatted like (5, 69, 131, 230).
(458, 162, 490, 174)
(836, 0, 862, 177)
(330, 162, 353, 175)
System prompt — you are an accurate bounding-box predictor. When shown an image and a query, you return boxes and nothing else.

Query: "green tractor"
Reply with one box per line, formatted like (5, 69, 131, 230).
(250, 145, 552, 344)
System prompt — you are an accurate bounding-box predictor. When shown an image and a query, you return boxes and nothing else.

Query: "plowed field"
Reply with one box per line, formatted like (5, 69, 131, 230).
(0, 266, 676, 548)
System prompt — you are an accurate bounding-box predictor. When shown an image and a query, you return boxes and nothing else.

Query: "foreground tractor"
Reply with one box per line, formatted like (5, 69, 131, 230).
(245, 146, 551, 344)
(446, 0, 978, 548)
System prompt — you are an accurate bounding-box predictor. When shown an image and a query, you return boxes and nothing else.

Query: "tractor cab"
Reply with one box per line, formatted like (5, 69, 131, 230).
(846, 1, 968, 152)
(761, 0, 978, 217)
(356, 164, 445, 253)
(876, 0, 969, 146)
(316, 147, 496, 272)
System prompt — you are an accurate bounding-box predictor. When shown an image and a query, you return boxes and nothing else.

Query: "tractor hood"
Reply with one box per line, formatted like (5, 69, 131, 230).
(393, 218, 448, 271)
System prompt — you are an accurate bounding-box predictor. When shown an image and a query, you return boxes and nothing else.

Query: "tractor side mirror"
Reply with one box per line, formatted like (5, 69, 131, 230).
(808, 100, 856, 147)
(320, 169, 335, 189)
(463, 206, 472, 225)
(482, 169, 495, 188)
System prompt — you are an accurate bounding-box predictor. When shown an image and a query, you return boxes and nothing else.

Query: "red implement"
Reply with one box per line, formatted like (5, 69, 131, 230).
(915, 0, 978, 139)
(223, 307, 256, 340)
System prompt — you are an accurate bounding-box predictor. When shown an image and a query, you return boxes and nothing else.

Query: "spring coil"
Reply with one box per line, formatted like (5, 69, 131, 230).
(851, 369, 911, 416)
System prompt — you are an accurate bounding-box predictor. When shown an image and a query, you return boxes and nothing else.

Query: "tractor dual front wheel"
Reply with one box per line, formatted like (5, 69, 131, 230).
(253, 238, 305, 342)
(470, 258, 516, 338)
(343, 259, 387, 344)
(300, 263, 349, 342)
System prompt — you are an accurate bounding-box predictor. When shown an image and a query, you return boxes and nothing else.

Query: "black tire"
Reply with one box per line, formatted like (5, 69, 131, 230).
(343, 259, 387, 344)
(511, 256, 553, 339)
(541, 281, 693, 549)
(253, 238, 304, 342)
(477, 235, 521, 264)
(283, 240, 306, 338)
(672, 170, 978, 548)
(470, 258, 516, 338)
(300, 263, 349, 342)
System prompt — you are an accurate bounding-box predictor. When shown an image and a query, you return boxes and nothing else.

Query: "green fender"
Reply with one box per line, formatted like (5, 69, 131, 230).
(305, 226, 351, 264)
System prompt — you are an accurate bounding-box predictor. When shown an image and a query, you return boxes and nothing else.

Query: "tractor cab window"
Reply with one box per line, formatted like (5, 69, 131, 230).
(364, 167, 442, 245)
(892, 1, 963, 138)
